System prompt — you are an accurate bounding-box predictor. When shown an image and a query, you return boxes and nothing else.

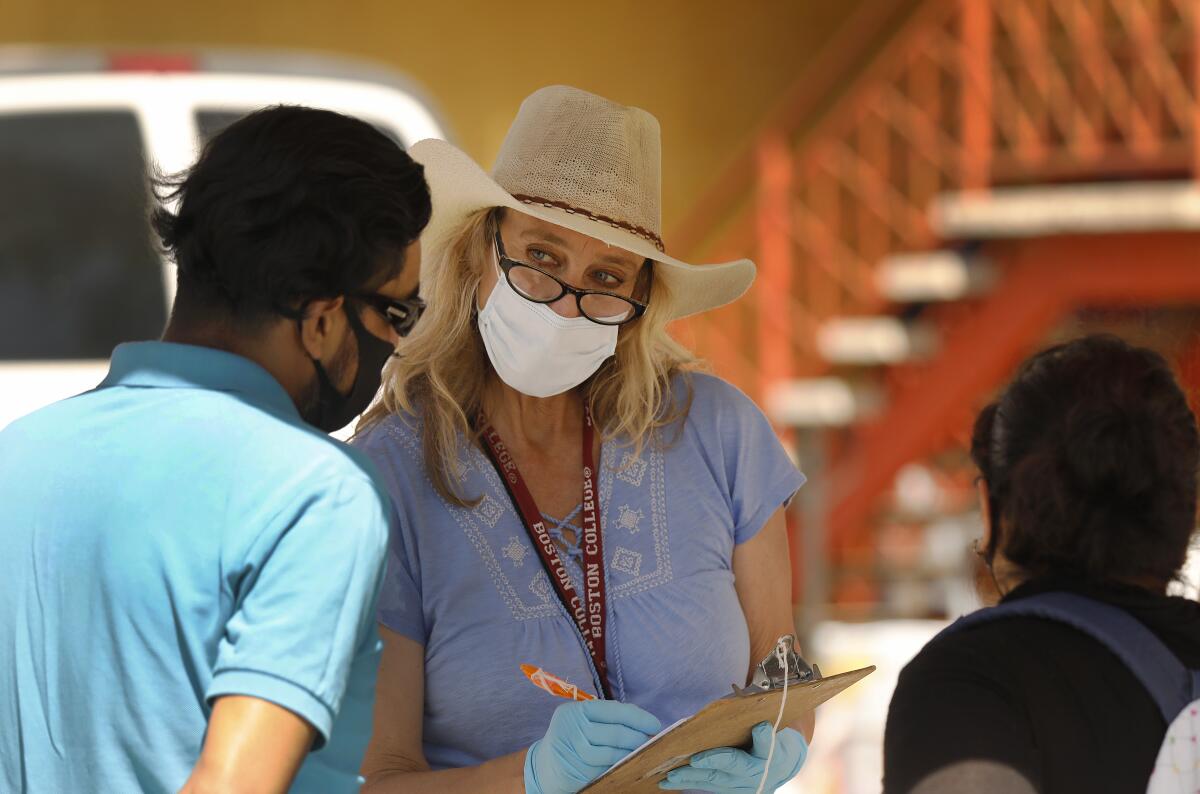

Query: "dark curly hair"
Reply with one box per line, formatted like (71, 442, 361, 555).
(153, 105, 431, 326)
(971, 334, 1200, 586)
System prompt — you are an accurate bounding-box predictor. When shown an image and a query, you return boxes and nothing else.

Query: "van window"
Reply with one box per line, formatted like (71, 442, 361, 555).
(196, 109, 405, 146)
(196, 110, 244, 143)
(0, 111, 166, 360)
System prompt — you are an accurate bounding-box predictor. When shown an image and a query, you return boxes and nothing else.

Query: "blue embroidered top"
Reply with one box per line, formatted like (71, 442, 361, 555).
(354, 373, 805, 769)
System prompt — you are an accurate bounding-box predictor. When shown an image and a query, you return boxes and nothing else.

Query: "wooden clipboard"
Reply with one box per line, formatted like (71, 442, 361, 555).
(581, 666, 875, 793)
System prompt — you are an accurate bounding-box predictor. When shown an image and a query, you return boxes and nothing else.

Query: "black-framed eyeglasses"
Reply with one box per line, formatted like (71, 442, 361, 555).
(354, 293, 426, 337)
(494, 230, 647, 326)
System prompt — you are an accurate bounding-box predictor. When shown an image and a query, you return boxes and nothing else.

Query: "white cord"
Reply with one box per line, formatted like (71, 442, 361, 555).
(754, 640, 790, 794)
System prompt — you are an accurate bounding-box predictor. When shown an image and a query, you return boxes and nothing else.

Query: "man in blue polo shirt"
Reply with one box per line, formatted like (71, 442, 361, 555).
(0, 106, 430, 793)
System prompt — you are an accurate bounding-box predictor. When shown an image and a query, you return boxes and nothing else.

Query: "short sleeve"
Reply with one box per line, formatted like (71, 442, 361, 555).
(696, 375, 806, 545)
(883, 636, 1040, 793)
(376, 516, 427, 644)
(352, 421, 429, 645)
(207, 474, 389, 747)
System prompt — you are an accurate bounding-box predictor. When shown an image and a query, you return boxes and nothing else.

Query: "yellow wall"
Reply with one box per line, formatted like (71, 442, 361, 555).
(5, 0, 869, 234)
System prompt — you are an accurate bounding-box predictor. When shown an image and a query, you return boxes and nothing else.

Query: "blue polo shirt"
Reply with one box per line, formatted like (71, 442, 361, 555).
(0, 342, 390, 793)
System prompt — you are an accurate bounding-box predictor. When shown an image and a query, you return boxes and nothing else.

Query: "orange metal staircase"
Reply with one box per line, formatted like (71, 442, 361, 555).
(669, 0, 1200, 611)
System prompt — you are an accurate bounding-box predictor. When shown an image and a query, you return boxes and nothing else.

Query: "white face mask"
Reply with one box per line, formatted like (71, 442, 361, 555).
(478, 254, 619, 398)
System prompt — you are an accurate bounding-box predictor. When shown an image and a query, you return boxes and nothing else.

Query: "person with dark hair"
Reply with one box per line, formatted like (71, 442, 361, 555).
(0, 105, 431, 794)
(883, 334, 1200, 794)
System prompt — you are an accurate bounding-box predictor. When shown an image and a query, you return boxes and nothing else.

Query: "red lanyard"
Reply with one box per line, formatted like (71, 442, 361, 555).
(479, 406, 612, 700)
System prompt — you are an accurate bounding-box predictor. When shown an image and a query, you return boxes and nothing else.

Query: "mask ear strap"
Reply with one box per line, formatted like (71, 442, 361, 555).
(342, 298, 368, 336)
(476, 247, 505, 317)
(289, 300, 320, 362)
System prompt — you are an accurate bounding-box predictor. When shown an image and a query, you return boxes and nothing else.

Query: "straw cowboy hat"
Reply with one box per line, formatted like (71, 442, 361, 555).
(408, 85, 756, 320)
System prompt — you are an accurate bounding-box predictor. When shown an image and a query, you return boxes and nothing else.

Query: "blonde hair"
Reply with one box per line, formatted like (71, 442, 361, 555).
(360, 207, 699, 505)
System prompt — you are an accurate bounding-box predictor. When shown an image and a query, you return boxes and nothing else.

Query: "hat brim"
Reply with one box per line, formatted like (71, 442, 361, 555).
(409, 138, 756, 320)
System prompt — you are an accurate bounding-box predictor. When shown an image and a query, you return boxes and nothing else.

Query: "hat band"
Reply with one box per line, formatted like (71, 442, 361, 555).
(512, 193, 665, 253)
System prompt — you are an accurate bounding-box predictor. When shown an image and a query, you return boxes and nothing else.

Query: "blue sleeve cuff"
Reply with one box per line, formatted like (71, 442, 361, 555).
(735, 470, 807, 546)
(523, 741, 542, 794)
(377, 614, 428, 646)
(207, 669, 335, 749)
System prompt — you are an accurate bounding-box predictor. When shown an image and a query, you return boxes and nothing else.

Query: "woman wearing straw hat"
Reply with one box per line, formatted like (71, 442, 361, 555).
(354, 86, 810, 794)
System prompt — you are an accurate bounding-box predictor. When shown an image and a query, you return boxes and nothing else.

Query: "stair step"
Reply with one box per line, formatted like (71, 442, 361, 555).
(766, 377, 882, 427)
(877, 251, 995, 303)
(817, 317, 938, 365)
(932, 181, 1200, 240)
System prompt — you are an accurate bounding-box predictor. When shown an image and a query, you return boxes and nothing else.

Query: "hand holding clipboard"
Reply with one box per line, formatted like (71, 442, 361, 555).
(582, 664, 874, 792)
(522, 638, 875, 794)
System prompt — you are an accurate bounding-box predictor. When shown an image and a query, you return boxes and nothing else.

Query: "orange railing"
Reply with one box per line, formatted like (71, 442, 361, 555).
(674, 0, 1199, 404)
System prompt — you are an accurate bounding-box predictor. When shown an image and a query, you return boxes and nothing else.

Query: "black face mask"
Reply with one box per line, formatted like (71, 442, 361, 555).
(305, 304, 395, 433)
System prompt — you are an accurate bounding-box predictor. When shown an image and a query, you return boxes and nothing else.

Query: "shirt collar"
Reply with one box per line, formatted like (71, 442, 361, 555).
(101, 341, 300, 420)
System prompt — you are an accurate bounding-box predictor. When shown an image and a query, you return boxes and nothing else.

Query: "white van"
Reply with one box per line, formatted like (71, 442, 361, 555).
(0, 47, 447, 431)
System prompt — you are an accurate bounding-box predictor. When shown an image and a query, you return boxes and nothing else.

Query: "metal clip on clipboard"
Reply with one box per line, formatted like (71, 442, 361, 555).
(731, 634, 822, 697)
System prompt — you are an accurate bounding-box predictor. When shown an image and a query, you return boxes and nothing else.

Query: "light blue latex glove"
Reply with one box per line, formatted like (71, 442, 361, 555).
(659, 722, 808, 793)
(525, 700, 663, 794)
